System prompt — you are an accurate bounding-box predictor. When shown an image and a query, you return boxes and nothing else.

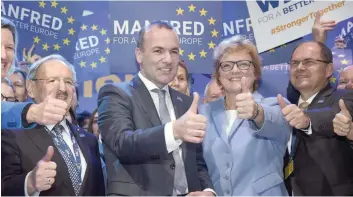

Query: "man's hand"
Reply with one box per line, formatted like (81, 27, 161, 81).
(333, 99, 352, 138)
(26, 81, 69, 125)
(312, 11, 336, 43)
(23, 44, 42, 64)
(187, 191, 215, 196)
(173, 92, 207, 144)
(27, 146, 57, 195)
(277, 94, 310, 129)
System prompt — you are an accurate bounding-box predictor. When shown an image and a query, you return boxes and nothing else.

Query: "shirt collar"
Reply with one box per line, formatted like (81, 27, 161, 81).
(298, 92, 319, 105)
(138, 72, 170, 93)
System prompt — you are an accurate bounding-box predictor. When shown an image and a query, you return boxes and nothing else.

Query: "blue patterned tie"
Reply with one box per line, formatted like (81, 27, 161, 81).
(50, 125, 82, 195)
(152, 89, 188, 195)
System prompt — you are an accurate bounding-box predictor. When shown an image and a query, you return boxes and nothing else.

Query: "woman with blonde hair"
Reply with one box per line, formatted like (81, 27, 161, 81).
(199, 35, 291, 196)
(169, 60, 190, 96)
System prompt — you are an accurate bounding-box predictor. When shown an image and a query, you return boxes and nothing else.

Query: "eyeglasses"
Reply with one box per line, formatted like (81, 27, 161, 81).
(288, 58, 331, 69)
(32, 77, 76, 87)
(1, 94, 18, 102)
(219, 60, 254, 72)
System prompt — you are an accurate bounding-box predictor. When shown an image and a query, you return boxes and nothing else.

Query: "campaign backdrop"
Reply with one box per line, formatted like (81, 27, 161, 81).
(2, 1, 352, 113)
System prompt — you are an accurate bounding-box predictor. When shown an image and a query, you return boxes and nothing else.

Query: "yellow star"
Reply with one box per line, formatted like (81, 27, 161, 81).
(91, 24, 98, 31)
(99, 56, 106, 63)
(208, 17, 216, 25)
(188, 4, 196, 12)
(53, 43, 61, 51)
(270, 49, 275, 53)
(208, 41, 215, 49)
(61, 6, 68, 14)
(79, 61, 86, 68)
(179, 48, 184, 56)
(105, 48, 110, 54)
(51, 0, 58, 8)
(63, 38, 70, 46)
(341, 59, 348, 65)
(100, 28, 107, 35)
(176, 7, 184, 15)
(105, 37, 111, 44)
(67, 16, 75, 24)
(188, 52, 196, 61)
(81, 24, 87, 31)
(199, 49, 207, 58)
(91, 62, 97, 68)
(39, 1, 46, 8)
(330, 76, 336, 83)
(199, 8, 207, 16)
(211, 29, 219, 37)
(33, 36, 40, 44)
(68, 28, 75, 35)
(42, 43, 50, 51)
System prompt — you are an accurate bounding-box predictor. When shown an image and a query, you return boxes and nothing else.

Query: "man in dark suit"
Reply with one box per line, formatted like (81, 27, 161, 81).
(98, 21, 214, 196)
(2, 54, 105, 196)
(279, 41, 353, 195)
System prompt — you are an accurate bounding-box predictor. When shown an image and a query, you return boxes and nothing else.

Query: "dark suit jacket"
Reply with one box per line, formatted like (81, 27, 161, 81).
(292, 84, 353, 195)
(1, 121, 105, 196)
(97, 75, 214, 196)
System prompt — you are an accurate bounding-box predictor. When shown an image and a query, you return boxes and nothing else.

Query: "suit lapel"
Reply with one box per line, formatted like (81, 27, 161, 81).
(308, 84, 334, 109)
(67, 122, 92, 196)
(25, 126, 75, 196)
(129, 75, 161, 127)
(211, 98, 229, 145)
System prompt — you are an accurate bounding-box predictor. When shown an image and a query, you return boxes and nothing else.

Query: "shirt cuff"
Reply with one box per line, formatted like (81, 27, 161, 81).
(203, 188, 217, 196)
(164, 122, 182, 153)
(24, 171, 40, 196)
(301, 120, 312, 135)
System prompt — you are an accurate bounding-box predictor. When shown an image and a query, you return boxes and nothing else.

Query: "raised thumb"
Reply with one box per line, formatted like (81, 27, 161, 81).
(339, 99, 351, 118)
(188, 92, 200, 114)
(277, 94, 287, 109)
(241, 77, 250, 93)
(41, 146, 54, 162)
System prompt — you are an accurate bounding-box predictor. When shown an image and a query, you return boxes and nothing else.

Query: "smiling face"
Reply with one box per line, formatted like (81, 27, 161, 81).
(1, 28, 15, 79)
(135, 25, 180, 88)
(169, 65, 189, 95)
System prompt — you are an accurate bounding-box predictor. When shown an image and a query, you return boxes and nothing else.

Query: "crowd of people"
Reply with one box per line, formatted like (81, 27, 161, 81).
(1, 10, 353, 196)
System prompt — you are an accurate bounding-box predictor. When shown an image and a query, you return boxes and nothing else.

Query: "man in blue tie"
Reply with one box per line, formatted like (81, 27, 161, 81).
(2, 54, 105, 196)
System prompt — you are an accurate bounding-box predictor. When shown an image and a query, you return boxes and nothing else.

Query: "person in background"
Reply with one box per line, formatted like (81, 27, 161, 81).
(337, 65, 353, 90)
(77, 110, 92, 130)
(168, 60, 190, 96)
(202, 78, 224, 104)
(1, 77, 17, 102)
(9, 68, 28, 102)
(200, 35, 290, 196)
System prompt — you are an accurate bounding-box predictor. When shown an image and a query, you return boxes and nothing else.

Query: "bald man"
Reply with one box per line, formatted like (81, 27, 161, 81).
(203, 79, 224, 104)
(338, 66, 353, 90)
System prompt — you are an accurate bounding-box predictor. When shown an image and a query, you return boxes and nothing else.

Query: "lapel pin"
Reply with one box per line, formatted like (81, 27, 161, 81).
(79, 133, 85, 137)
(317, 99, 324, 103)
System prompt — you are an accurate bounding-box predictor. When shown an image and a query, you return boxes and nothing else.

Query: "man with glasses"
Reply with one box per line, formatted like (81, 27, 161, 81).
(279, 41, 353, 195)
(2, 54, 105, 196)
(1, 77, 18, 102)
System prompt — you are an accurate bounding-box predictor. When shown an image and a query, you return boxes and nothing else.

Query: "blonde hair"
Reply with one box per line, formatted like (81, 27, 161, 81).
(212, 35, 262, 91)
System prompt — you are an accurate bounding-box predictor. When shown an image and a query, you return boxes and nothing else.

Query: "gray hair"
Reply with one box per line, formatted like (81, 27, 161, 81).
(213, 35, 251, 60)
(27, 54, 77, 82)
(137, 20, 177, 50)
(1, 17, 19, 75)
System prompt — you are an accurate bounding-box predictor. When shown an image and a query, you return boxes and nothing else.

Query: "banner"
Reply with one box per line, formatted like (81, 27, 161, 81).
(247, 0, 353, 52)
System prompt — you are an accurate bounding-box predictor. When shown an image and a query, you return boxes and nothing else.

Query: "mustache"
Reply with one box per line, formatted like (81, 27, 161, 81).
(55, 91, 69, 100)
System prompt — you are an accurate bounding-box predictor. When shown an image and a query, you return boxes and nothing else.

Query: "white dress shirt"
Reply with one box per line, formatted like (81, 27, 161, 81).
(225, 110, 237, 136)
(24, 120, 87, 196)
(138, 72, 215, 195)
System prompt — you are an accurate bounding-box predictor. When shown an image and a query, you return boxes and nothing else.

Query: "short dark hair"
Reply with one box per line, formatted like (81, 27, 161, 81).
(77, 110, 91, 128)
(137, 20, 176, 51)
(291, 41, 333, 63)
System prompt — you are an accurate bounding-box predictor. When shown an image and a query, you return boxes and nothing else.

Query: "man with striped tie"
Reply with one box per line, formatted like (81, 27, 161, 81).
(279, 41, 353, 195)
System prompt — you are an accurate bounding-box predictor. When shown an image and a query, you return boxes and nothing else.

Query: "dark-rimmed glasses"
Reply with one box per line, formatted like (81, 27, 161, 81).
(288, 58, 331, 69)
(219, 60, 254, 72)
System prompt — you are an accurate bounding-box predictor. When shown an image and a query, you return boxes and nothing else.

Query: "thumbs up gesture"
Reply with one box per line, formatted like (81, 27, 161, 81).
(173, 92, 207, 143)
(27, 146, 57, 195)
(277, 94, 310, 129)
(333, 99, 353, 138)
(234, 77, 258, 119)
(26, 80, 71, 125)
